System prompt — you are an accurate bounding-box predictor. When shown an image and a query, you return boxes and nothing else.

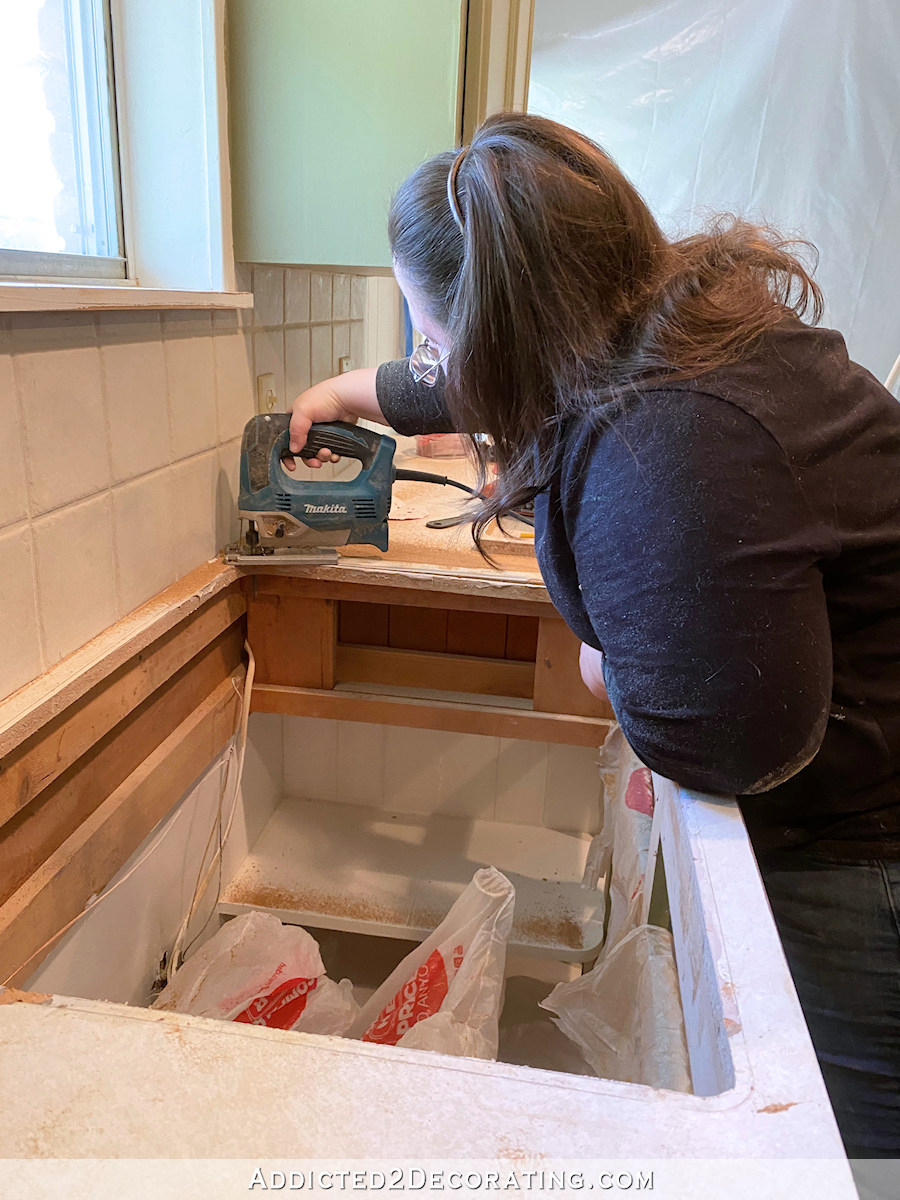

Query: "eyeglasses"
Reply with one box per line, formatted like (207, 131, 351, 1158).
(409, 338, 449, 387)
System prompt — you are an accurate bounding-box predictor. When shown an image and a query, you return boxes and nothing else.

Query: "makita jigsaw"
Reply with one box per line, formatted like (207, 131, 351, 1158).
(226, 414, 474, 565)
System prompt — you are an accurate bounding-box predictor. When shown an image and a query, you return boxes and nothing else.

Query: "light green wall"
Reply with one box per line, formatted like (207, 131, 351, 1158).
(227, 0, 463, 269)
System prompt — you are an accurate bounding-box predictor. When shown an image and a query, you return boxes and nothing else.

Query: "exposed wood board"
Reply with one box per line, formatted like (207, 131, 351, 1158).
(0, 561, 239, 758)
(251, 683, 614, 747)
(505, 615, 540, 661)
(388, 605, 449, 652)
(339, 601, 390, 646)
(334, 644, 534, 700)
(246, 572, 555, 617)
(218, 797, 605, 962)
(0, 627, 244, 909)
(247, 595, 336, 688)
(534, 617, 614, 720)
(0, 671, 244, 988)
(446, 610, 509, 658)
(0, 589, 246, 827)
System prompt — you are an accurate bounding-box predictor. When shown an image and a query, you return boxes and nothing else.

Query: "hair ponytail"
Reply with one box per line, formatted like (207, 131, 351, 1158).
(389, 113, 822, 553)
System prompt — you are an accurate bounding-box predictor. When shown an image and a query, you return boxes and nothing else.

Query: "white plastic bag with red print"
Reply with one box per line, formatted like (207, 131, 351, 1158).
(346, 866, 515, 1060)
(152, 911, 359, 1036)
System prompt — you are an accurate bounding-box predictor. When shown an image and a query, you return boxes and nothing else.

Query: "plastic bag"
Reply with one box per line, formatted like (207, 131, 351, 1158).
(346, 866, 515, 1060)
(584, 726, 655, 953)
(540, 924, 691, 1093)
(152, 912, 359, 1035)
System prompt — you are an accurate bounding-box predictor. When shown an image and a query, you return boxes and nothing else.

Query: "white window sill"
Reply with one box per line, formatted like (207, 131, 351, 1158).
(0, 282, 254, 313)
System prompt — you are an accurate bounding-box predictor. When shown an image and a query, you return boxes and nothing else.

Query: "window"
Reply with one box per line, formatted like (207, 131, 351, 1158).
(0, 0, 124, 281)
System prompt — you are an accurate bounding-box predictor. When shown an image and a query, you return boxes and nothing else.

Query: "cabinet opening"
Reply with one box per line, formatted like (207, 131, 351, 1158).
(21, 711, 694, 1095)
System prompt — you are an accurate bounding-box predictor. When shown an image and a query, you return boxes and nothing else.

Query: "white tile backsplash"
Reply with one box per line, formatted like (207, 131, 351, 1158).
(0, 265, 371, 701)
(333, 323, 351, 365)
(251, 266, 284, 328)
(112, 470, 176, 615)
(284, 268, 310, 324)
(213, 326, 254, 442)
(216, 438, 242, 548)
(350, 276, 366, 321)
(332, 273, 351, 321)
(100, 317, 169, 483)
(33, 494, 117, 664)
(17, 342, 110, 515)
(310, 272, 333, 323)
(163, 313, 217, 460)
(252, 327, 285, 409)
(0, 353, 28, 529)
(284, 326, 311, 403)
(310, 324, 333, 385)
(0, 523, 43, 696)
(170, 452, 219, 578)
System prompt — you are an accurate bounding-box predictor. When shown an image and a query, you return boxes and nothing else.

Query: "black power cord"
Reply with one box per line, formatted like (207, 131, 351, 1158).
(392, 468, 535, 530)
(393, 468, 478, 495)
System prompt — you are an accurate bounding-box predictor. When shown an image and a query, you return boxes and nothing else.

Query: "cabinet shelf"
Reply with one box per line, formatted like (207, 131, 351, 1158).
(218, 796, 606, 962)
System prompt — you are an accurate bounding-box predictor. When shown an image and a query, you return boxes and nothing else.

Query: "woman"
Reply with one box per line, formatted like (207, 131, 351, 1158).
(289, 113, 900, 1156)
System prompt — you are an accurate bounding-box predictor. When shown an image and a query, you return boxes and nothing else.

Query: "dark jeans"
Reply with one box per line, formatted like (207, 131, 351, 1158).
(755, 845, 900, 1159)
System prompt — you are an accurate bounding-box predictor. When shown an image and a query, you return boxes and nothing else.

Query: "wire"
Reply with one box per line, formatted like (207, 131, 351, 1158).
(1, 647, 255, 990)
(168, 641, 256, 979)
(393, 468, 478, 495)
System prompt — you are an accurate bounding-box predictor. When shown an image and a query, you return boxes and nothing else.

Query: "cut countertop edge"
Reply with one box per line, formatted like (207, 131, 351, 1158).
(0, 987, 751, 1114)
(0, 559, 240, 756)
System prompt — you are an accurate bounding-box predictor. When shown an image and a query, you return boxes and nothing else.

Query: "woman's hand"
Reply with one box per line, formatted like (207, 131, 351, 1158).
(579, 642, 608, 701)
(286, 382, 356, 471)
(285, 367, 386, 472)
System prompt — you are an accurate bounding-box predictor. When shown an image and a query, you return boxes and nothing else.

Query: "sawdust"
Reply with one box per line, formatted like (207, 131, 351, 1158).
(757, 1102, 799, 1114)
(0, 987, 51, 1005)
(225, 882, 407, 929)
(515, 912, 584, 951)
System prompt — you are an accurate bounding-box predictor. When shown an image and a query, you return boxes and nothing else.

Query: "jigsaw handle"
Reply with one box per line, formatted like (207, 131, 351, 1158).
(297, 420, 382, 469)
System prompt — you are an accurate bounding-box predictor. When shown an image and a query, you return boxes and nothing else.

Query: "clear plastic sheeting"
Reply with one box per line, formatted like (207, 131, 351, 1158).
(528, 0, 900, 380)
(585, 725, 655, 953)
(540, 924, 693, 1092)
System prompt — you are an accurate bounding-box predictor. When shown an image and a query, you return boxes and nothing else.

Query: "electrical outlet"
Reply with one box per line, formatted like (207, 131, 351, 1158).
(338, 355, 353, 374)
(256, 372, 277, 414)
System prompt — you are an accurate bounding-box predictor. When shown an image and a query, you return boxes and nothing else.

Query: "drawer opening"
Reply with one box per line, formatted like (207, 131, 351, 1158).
(21, 712, 696, 1095)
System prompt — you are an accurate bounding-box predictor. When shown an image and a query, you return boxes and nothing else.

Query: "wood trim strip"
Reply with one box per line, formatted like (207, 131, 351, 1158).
(0, 589, 246, 827)
(0, 670, 244, 988)
(0, 560, 239, 757)
(251, 683, 613, 748)
(335, 645, 535, 700)
(0, 626, 245, 909)
(245, 573, 555, 617)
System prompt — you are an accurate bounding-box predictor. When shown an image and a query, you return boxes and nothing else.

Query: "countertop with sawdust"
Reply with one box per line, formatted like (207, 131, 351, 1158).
(338, 449, 540, 576)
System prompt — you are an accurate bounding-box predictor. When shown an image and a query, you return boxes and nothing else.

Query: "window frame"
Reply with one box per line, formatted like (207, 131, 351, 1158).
(0, 0, 249, 312)
(0, 0, 126, 284)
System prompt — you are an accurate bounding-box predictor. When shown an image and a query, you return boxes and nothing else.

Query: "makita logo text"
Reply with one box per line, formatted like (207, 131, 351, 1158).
(303, 503, 348, 514)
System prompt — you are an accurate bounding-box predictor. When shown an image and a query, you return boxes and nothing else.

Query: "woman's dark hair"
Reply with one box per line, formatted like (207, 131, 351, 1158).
(388, 112, 823, 548)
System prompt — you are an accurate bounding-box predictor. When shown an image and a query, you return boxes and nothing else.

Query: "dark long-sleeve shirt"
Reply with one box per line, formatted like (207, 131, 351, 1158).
(376, 321, 900, 854)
